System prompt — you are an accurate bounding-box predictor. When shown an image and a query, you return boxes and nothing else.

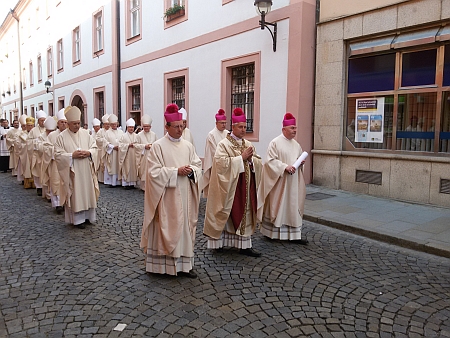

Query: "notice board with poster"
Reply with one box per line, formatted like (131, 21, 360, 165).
(355, 98, 384, 143)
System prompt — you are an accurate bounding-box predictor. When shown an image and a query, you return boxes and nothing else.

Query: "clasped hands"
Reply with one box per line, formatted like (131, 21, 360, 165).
(72, 150, 91, 159)
(241, 147, 253, 162)
(178, 165, 192, 176)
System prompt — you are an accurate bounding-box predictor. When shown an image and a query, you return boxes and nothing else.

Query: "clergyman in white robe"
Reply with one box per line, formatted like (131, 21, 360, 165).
(256, 113, 308, 244)
(140, 104, 202, 278)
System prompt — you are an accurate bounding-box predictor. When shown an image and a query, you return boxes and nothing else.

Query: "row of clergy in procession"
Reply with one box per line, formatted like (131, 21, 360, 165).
(1, 103, 308, 278)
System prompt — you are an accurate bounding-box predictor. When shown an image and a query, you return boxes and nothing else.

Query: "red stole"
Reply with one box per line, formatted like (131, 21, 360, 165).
(230, 170, 257, 231)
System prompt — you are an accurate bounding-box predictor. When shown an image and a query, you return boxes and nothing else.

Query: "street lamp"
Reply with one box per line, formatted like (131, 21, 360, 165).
(254, 0, 277, 52)
(44, 80, 53, 93)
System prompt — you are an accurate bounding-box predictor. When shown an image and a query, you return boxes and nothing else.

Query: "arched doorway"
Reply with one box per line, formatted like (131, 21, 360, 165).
(71, 95, 87, 125)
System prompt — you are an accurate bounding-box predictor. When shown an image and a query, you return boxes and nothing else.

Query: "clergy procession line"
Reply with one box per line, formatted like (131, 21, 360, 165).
(0, 104, 308, 280)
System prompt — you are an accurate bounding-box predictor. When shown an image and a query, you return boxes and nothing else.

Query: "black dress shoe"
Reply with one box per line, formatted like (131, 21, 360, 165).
(76, 223, 86, 229)
(178, 270, 197, 278)
(239, 248, 262, 257)
(292, 239, 309, 245)
(56, 206, 64, 214)
(84, 219, 91, 225)
(37, 188, 42, 196)
(214, 248, 224, 253)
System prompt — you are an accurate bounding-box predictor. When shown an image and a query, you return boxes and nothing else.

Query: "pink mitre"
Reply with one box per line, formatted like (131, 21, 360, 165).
(215, 108, 227, 121)
(283, 112, 296, 127)
(164, 103, 182, 122)
(232, 108, 246, 124)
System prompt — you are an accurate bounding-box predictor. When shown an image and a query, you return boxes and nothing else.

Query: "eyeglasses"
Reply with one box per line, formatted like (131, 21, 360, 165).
(170, 125, 183, 129)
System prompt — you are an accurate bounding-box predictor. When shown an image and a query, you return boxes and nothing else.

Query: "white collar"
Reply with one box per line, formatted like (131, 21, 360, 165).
(230, 132, 241, 141)
(166, 132, 181, 142)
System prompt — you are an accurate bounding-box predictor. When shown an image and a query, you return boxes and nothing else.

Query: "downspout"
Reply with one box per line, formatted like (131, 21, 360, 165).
(116, 0, 121, 122)
(10, 9, 23, 116)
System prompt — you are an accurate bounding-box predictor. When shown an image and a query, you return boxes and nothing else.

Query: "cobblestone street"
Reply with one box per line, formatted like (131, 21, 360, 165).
(1, 172, 450, 337)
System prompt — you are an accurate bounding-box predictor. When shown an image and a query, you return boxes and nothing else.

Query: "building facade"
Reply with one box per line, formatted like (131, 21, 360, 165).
(0, 0, 317, 182)
(314, 0, 450, 207)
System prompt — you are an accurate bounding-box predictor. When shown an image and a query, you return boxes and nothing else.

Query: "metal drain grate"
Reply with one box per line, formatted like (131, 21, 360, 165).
(355, 170, 382, 185)
(440, 179, 450, 194)
(306, 192, 336, 200)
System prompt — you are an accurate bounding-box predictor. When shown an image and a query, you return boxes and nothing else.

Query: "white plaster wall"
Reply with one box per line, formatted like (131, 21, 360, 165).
(120, 0, 291, 62)
(121, 19, 290, 159)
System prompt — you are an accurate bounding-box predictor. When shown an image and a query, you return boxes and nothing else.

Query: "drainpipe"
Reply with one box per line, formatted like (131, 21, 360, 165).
(10, 9, 23, 116)
(116, 0, 121, 122)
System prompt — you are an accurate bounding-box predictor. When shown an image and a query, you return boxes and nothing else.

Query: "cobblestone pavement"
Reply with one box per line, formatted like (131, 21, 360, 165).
(1, 173, 450, 338)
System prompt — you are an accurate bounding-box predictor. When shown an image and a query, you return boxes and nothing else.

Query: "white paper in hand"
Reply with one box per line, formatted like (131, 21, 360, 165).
(293, 151, 308, 169)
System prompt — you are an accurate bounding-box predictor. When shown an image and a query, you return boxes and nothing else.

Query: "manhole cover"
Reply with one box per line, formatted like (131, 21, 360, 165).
(306, 192, 335, 200)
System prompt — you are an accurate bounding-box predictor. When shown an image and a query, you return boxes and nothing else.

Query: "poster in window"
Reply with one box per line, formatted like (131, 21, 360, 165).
(355, 98, 384, 143)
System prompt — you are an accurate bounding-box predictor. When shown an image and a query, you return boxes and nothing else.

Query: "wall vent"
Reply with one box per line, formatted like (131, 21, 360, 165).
(355, 170, 382, 185)
(440, 179, 450, 194)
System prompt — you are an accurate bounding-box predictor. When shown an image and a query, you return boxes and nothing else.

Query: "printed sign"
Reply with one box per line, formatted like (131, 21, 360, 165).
(355, 98, 384, 143)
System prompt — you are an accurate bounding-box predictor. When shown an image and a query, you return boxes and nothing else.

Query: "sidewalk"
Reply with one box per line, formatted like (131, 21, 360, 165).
(304, 184, 450, 258)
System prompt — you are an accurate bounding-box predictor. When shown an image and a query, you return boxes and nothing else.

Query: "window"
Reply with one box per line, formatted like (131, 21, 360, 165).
(57, 39, 63, 71)
(93, 9, 103, 54)
(401, 49, 437, 87)
(126, 79, 143, 126)
(165, 0, 188, 27)
(222, 53, 261, 141)
(58, 98, 64, 110)
(48, 101, 53, 116)
(131, 0, 140, 37)
(22, 68, 26, 89)
(348, 53, 395, 94)
(37, 55, 42, 82)
(231, 64, 255, 132)
(346, 40, 450, 154)
(73, 27, 81, 64)
(440, 92, 450, 153)
(94, 87, 105, 119)
(171, 77, 185, 109)
(126, 0, 141, 44)
(47, 47, 53, 77)
(36, 7, 40, 30)
(29, 61, 34, 87)
(165, 69, 188, 121)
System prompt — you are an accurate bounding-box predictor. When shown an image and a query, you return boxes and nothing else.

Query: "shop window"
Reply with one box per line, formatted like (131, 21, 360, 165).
(346, 96, 394, 150)
(401, 49, 437, 87)
(443, 45, 450, 86)
(397, 93, 436, 151)
(440, 92, 450, 153)
(348, 53, 395, 94)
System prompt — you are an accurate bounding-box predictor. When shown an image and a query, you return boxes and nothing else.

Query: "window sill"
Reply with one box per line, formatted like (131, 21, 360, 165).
(73, 60, 81, 67)
(93, 49, 104, 58)
(165, 9, 185, 23)
(126, 34, 141, 46)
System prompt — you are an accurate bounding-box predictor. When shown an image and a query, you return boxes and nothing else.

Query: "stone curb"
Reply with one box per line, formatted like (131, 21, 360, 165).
(303, 213, 450, 259)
